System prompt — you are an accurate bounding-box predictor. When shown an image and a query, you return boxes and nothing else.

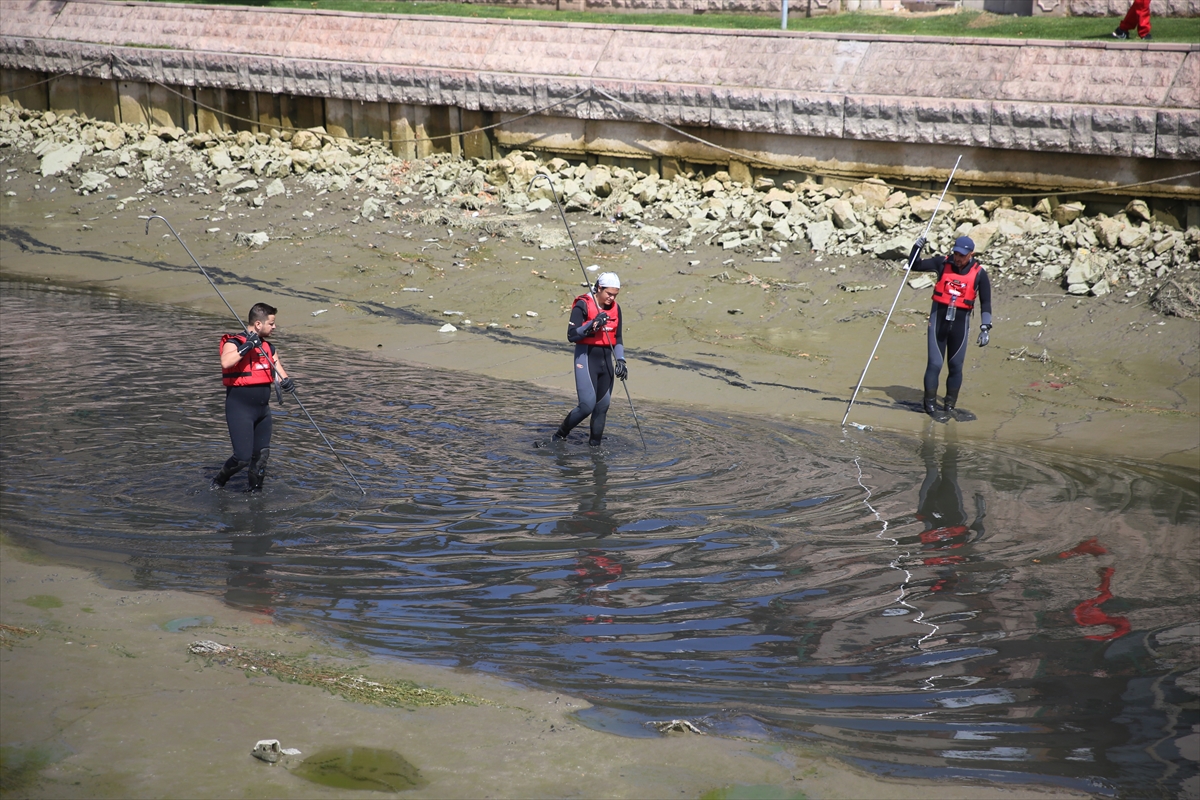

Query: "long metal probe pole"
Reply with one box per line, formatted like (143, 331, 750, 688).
(529, 174, 648, 451)
(146, 215, 367, 494)
(840, 156, 962, 428)
(621, 380, 648, 451)
(529, 174, 592, 289)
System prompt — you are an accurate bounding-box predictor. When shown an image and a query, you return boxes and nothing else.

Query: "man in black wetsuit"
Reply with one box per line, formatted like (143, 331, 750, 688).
(909, 235, 992, 422)
(553, 272, 626, 447)
(211, 302, 294, 491)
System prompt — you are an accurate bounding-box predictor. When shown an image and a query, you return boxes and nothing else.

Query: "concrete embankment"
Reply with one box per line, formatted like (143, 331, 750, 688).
(1, 0, 1197, 207)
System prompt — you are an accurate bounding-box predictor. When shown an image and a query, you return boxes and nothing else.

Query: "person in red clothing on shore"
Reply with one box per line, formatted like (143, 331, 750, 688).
(1113, 0, 1151, 40)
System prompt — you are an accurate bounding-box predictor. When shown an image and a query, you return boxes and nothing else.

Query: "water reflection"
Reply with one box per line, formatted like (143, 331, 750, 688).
(1, 280, 1196, 798)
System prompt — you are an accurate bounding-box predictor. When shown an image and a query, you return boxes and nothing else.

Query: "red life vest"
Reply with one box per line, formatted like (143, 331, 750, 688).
(932, 261, 982, 310)
(220, 333, 276, 387)
(574, 293, 619, 347)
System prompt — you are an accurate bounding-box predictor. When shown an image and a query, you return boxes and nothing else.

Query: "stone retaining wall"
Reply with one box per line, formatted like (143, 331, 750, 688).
(451, 0, 1200, 14)
(1, 0, 1197, 198)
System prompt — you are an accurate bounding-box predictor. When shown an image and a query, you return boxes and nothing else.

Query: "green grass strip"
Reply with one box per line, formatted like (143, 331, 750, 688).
(149, 1, 1200, 42)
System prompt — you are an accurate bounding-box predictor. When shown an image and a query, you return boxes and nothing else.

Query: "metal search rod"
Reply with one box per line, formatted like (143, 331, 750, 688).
(620, 379, 648, 452)
(528, 174, 648, 452)
(145, 215, 367, 495)
(840, 156, 962, 428)
(529, 173, 593, 290)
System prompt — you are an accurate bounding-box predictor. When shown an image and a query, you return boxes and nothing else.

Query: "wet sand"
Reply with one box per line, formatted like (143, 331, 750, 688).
(0, 539, 1093, 799)
(0, 146, 1194, 799)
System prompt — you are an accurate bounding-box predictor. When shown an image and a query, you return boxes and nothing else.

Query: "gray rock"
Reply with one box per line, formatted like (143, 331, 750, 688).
(582, 166, 613, 198)
(1125, 199, 1152, 223)
(1065, 249, 1102, 286)
(291, 130, 322, 152)
(1118, 224, 1147, 248)
(872, 236, 911, 260)
(807, 220, 835, 252)
(1091, 279, 1111, 297)
(265, 178, 285, 198)
(1154, 233, 1179, 255)
(875, 207, 904, 231)
(909, 196, 943, 221)
(134, 135, 162, 155)
(361, 196, 384, 218)
(1053, 202, 1086, 226)
(829, 199, 857, 230)
(908, 273, 935, 290)
(40, 143, 86, 177)
(208, 148, 234, 171)
(232, 179, 259, 194)
(1093, 217, 1125, 249)
(101, 128, 126, 151)
(78, 170, 110, 194)
(565, 192, 593, 212)
(855, 178, 890, 209)
(525, 198, 553, 213)
(1040, 260, 1066, 282)
(234, 231, 270, 248)
(763, 188, 796, 205)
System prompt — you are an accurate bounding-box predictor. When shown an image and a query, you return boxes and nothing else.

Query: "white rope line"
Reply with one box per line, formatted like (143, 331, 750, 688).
(852, 455, 940, 651)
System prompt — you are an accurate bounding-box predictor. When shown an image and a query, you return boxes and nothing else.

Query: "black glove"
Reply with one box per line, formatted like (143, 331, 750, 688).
(908, 236, 927, 264)
(236, 332, 262, 356)
(614, 358, 628, 381)
(279, 377, 295, 393)
(977, 324, 991, 348)
(591, 312, 609, 332)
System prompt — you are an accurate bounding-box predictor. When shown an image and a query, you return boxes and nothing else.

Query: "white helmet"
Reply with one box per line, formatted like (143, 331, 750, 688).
(596, 272, 621, 289)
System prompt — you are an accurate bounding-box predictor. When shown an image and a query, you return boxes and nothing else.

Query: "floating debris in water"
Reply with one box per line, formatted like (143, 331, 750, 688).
(0, 623, 39, 647)
(648, 719, 704, 735)
(162, 615, 212, 633)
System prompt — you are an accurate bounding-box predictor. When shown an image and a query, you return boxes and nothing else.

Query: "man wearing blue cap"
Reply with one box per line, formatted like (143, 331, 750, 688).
(907, 235, 993, 421)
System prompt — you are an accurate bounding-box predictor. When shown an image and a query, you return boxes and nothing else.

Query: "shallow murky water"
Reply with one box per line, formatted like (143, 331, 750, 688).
(2, 280, 1197, 798)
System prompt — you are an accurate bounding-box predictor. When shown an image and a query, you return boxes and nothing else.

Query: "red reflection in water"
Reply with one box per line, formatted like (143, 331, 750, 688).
(1059, 538, 1108, 559)
(1072, 566, 1131, 641)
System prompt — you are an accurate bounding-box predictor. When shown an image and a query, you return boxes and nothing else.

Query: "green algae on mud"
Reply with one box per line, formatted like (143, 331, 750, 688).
(291, 747, 428, 792)
(189, 644, 484, 710)
(19, 595, 62, 610)
(0, 742, 72, 793)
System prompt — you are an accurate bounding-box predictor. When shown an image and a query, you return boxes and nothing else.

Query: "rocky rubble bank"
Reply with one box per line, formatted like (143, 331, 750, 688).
(3, 106, 1198, 319)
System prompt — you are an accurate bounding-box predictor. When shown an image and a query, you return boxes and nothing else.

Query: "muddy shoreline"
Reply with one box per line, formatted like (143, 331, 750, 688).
(1, 138, 1197, 466)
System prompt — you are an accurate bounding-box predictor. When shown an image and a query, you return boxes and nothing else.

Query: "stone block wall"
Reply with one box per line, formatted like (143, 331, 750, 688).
(1, 0, 1196, 196)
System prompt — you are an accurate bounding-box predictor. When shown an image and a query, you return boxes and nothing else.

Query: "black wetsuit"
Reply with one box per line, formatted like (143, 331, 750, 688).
(912, 255, 992, 402)
(556, 298, 624, 446)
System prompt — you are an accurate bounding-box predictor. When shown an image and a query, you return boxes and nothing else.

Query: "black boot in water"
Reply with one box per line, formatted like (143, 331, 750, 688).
(211, 456, 248, 489)
(247, 448, 269, 493)
(944, 392, 959, 419)
(923, 393, 948, 423)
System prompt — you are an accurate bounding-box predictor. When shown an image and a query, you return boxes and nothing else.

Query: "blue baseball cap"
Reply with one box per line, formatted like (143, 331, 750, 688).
(952, 236, 975, 255)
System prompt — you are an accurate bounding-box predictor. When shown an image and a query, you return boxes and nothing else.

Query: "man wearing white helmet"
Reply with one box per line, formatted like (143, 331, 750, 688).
(553, 272, 627, 446)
